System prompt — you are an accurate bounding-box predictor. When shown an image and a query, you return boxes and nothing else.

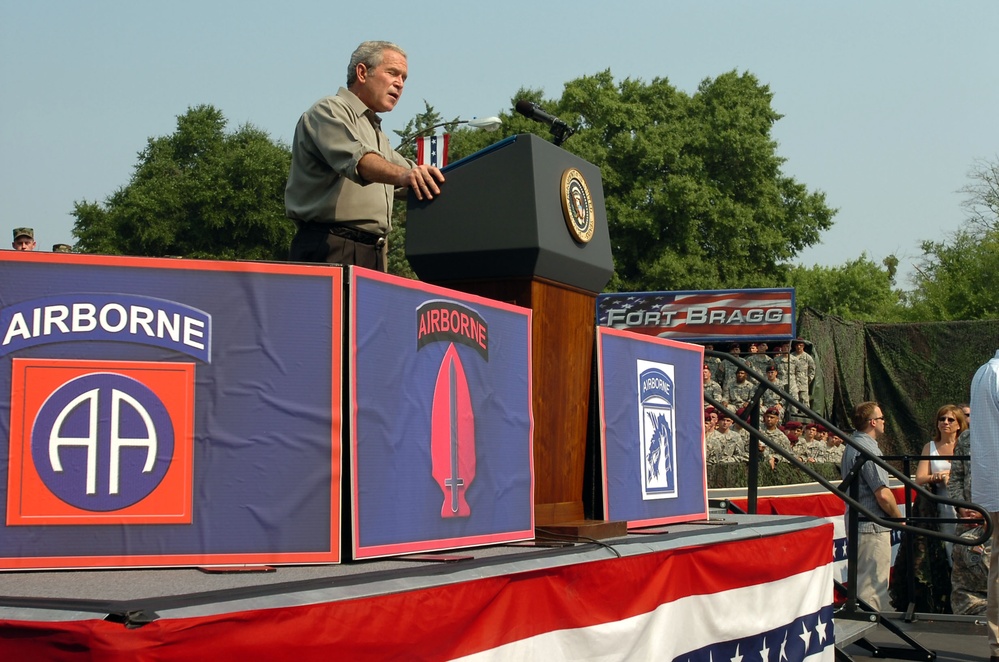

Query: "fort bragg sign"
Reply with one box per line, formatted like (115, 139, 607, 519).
(596, 288, 795, 342)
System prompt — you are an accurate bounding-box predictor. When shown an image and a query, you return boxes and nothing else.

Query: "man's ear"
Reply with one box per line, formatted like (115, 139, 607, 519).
(355, 63, 368, 84)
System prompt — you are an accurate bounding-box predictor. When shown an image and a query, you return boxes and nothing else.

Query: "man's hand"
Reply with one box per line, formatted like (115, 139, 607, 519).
(357, 153, 445, 201)
(400, 164, 445, 200)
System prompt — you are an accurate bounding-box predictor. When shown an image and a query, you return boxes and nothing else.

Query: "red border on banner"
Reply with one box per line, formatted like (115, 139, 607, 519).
(0, 254, 344, 568)
(349, 267, 534, 559)
(597, 326, 708, 528)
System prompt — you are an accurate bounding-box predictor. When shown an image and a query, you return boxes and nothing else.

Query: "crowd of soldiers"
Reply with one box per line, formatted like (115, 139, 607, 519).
(702, 339, 837, 467)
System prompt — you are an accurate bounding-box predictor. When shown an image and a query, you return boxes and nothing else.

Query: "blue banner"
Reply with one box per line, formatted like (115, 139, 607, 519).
(0, 254, 342, 568)
(597, 327, 707, 526)
(350, 269, 533, 558)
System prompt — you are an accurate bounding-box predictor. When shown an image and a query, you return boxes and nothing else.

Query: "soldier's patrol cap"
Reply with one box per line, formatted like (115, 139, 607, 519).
(13, 227, 33, 240)
(52, 244, 72, 253)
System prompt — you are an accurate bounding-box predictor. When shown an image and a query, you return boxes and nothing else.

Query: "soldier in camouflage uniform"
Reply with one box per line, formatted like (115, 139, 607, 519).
(760, 407, 793, 470)
(760, 365, 785, 419)
(703, 365, 725, 408)
(792, 423, 821, 463)
(745, 342, 774, 385)
(811, 433, 845, 464)
(949, 428, 990, 615)
(719, 343, 743, 391)
(704, 344, 723, 387)
(790, 339, 816, 409)
(726, 368, 756, 412)
(706, 412, 747, 464)
(773, 343, 794, 393)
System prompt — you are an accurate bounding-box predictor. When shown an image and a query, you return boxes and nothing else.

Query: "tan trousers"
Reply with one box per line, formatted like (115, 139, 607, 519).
(857, 529, 891, 611)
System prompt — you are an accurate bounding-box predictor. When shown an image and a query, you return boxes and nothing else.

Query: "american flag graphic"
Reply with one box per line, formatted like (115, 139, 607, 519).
(416, 134, 449, 168)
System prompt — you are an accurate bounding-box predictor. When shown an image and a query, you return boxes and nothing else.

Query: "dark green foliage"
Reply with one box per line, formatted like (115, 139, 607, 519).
(789, 255, 904, 321)
(390, 71, 835, 290)
(73, 105, 292, 260)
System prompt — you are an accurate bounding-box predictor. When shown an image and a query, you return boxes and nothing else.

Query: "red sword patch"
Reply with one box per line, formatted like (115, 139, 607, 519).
(430, 343, 476, 518)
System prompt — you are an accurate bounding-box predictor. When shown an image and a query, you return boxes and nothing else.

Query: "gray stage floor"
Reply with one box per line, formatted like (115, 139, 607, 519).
(0, 513, 810, 624)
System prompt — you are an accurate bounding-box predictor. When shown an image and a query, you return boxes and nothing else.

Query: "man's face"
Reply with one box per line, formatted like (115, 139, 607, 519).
(718, 417, 732, 431)
(764, 413, 779, 429)
(703, 367, 711, 381)
(869, 406, 885, 436)
(354, 49, 408, 113)
(735, 369, 747, 383)
(794, 342, 805, 354)
(767, 368, 778, 382)
(12, 236, 35, 251)
(804, 427, 816, 441)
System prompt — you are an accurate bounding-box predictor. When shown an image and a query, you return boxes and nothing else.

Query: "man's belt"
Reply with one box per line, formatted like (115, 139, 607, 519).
(312, 223, 385, 248)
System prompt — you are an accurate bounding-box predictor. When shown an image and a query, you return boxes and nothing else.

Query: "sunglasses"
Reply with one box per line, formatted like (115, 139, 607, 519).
(938, 416, 958, 423)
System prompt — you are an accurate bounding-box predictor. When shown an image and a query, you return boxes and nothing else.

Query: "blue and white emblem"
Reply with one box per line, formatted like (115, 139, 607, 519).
(637, 360, 677, 500)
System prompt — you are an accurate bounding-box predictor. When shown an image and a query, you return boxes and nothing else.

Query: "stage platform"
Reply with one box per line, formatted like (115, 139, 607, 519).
(0, 513, 835, 661)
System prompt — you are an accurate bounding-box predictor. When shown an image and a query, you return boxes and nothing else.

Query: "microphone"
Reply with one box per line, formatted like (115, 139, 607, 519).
(514, 100, 575, 146)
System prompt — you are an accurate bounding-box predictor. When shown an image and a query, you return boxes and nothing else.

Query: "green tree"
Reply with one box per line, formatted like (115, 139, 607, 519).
(960, 156, 999, 235)
(788, 254, 902, 321)
(900, 156, 999, 321)
(72, 105, 292, 260)
(903, 228, 999, 320)
(392, 71, 835, 291)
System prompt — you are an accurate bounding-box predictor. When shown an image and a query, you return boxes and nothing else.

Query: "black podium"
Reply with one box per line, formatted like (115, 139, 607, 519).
(407, 134, 616, 530)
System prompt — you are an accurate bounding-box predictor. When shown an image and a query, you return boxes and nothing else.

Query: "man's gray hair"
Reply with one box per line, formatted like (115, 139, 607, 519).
(347, 41, 406, 87)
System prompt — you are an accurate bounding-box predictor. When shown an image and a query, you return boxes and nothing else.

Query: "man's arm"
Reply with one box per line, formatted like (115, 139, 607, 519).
(874, 485, 902, 519)
(357, 152, 444, 201)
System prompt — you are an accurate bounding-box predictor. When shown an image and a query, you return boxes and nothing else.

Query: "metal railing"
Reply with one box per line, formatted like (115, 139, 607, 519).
(705, 349, 991, 659)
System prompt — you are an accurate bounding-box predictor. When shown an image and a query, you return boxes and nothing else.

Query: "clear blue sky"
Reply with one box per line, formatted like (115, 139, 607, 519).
(2, 1, 997, 286)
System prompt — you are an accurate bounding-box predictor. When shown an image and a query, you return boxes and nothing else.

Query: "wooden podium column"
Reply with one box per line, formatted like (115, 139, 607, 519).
(442, 277, 595, 526)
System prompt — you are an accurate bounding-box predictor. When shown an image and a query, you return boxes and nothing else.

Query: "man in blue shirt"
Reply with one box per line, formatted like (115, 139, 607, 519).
(841, 401, 901, 610)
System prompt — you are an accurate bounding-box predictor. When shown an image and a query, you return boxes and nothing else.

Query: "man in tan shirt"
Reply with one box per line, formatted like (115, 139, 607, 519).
(285, 41, 445, 270)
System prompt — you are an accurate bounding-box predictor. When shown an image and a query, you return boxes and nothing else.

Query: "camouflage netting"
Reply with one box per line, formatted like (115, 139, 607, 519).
(798, 308, 999, 458)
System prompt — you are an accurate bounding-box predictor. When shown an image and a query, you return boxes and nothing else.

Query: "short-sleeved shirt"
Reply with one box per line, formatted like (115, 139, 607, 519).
(285, 87, 414, 236)
(971, 350, 999, 511)
(842, 431, 891, 533)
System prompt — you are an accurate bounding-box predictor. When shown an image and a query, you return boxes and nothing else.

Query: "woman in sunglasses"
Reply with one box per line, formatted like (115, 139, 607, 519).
(916, 405, 967, 501)
(892, 404, 968, 612)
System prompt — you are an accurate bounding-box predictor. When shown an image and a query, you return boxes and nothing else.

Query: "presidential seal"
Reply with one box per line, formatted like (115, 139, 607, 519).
(560, 168, 595, 244)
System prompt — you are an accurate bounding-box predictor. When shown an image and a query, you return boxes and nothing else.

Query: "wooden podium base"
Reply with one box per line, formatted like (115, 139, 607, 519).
(537, 519, 628, 541)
